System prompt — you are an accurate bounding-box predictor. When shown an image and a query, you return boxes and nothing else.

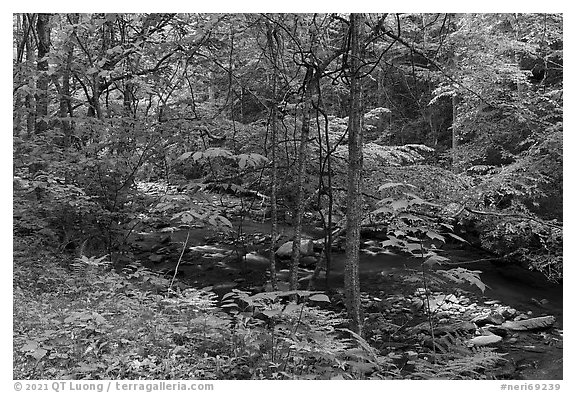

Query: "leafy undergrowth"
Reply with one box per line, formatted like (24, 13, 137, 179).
(14, 236, 503, 380)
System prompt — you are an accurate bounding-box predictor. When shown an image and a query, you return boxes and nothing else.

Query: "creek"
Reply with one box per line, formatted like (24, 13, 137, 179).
(130, 219, 563, 379)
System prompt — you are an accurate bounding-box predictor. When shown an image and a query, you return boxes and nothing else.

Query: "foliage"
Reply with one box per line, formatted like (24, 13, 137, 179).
(372, 181, 487, 293)
(411, 347, 504, 380)
(13, 240, 398, 380)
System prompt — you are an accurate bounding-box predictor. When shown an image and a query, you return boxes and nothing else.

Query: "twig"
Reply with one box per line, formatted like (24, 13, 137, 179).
(169, 229, 191, 292)
(420, 240, 436, 363)
(443, 257, 506, 265)
(462, 207, 563, 230)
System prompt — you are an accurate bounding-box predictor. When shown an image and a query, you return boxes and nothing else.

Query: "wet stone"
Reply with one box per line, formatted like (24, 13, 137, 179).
(472, 310, 505, 326)
(485, 325, 509, 337)
(414, 288, 428, 296)
(455, 321, 477, 333)
(498, 306, 517, 320)
(300, 256, 317, 267)
(501, 315, 556, 331)
(275, 240, 314, 258)
(469, 334, 502, 346)
(444, 294, 459, 303)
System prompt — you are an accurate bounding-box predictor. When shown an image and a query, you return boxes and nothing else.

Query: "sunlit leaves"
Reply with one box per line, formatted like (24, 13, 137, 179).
(208, 214, 232, 228)
(177, 151, 193, 161)
(237, 153, 268, 169)
(423, 254, 450, 268)
(171, 210, 232, 229)
(438, 267, 487, 293)
(178, 148, 268, 170)
(446, 232, 469, 243)
(377, 182, 417, 192)
(21, 341, 48, 361)
(425, 230, 445, 242)
(381, 236, 406, 248)
(192, 147, 233, 161)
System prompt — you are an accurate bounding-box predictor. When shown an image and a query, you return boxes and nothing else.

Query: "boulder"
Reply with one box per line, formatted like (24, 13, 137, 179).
(485, 325, 509, 337)
(275, 240, 314, 258)
(444, 294, 459, 303)
(300, 256, 318, 267)
(497, 306, 517, 320)
(469, 334, 502, 347)
(502, 315, 556, 331)
(243, 252, 269, 264)
(312, 239, 325, 250)
(472, 310, 505, 326)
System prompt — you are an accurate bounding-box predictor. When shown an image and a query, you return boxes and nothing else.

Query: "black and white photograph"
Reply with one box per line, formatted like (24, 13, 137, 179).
(10, 8, 566, 385)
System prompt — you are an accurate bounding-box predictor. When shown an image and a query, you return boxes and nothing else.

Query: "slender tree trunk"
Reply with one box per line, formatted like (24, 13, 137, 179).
(290, 67, 314, 290)
(123, 82, 134, 118)
(35, 13, 51, 134)
(59, 14, 78, 147)
(15, 14, 24, 63)
(88, 81, 103, 119)
(25, 23, 36, 138)
(59, 53, 73, 143)
(344, 13, 365, 335)
(320, 98, 335, 287)
(268, 110, 279, 290)
(123, 80, 135, 128)
(266, 21, 279, 290)
(13, 14, 27, 136)
(310, 90, 335, 288)
(451, 93, 459, 171)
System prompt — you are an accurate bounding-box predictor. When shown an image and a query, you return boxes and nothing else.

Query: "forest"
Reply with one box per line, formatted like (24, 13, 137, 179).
(12, 13, 563, 380)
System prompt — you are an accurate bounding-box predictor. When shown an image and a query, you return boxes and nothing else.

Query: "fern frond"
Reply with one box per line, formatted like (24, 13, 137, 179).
(412, 345, 504, 379)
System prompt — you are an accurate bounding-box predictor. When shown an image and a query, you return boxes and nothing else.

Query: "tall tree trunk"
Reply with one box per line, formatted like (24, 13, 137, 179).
(59, 51, 73, 145)
(35, 13, 51, 134)
(25, 16, 36, 138)
(344, 13, 365, 335)
(122, 80, 135, 143)
(320, 98, 335, 287)
(88, 82, 103, 119)
(266, 21, 279, 290)
(59, 14, 78, 147)
(13, 14, 29, 136)
(290, 67, 314, 290)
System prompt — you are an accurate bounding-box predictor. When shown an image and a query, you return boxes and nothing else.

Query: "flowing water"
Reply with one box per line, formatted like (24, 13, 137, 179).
(132, 220, 563, 379)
